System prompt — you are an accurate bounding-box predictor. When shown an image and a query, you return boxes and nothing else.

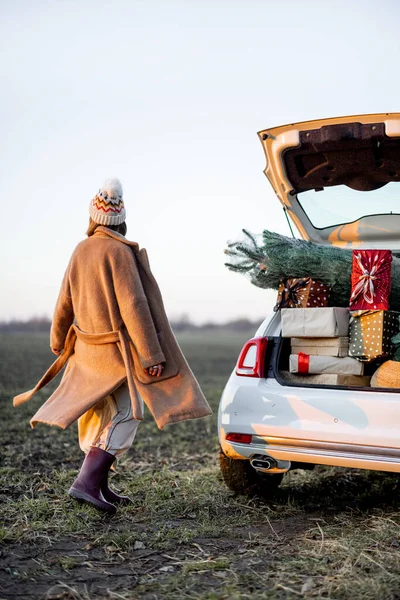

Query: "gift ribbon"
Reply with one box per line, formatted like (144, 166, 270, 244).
(350, 252, 385, 305)
(273, 278, 311, 312)
(297, 352, 310, 374)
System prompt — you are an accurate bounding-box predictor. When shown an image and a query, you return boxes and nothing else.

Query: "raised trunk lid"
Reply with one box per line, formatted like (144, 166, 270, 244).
(258, 113, 400, 249)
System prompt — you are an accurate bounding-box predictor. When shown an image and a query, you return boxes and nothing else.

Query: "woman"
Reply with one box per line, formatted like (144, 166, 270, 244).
(14, 179, 212, 514)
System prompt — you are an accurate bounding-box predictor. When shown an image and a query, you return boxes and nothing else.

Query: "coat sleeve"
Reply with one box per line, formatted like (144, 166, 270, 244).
(112, 246, 166, 369)
(50, 262, 74, 350)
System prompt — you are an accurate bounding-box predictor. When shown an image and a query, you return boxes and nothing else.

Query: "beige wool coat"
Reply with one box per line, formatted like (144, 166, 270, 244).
(13, 227, 212, 429)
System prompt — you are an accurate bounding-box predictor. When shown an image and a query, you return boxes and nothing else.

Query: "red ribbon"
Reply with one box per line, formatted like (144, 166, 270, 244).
(298, 352, 310, 374)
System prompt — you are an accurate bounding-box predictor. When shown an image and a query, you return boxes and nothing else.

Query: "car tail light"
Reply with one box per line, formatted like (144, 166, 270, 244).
(226, 433, 252, 444)
(235, 337, 268, 378)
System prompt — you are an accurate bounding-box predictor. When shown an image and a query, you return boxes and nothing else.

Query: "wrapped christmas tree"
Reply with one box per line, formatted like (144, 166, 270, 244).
(224, 229, 400, 311)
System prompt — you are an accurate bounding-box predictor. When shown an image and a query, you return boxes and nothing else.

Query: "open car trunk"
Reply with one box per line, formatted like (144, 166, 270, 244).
(273, 336, 391, 392)
(254, 115, 400, 392)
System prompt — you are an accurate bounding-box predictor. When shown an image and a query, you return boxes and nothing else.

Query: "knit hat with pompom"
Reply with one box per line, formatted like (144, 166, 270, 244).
(89, 178, 126, 225)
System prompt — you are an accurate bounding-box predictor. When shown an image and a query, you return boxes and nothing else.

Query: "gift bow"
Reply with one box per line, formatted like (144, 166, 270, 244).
(273, 278, 311, 312)
(350, 252, 385, 305)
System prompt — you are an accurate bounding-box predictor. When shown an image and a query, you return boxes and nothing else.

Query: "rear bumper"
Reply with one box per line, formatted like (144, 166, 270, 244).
(222, 436, 400, 473)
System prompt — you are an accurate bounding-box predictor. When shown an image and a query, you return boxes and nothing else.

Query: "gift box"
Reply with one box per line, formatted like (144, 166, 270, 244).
(289, 353, 364, 375)
(281, 307, 349, 338)
(281, 371, 371, 387)
(349, 310, 400, 361)
(291, 337, 349, 357)
(350, 250, 392, 311)
(273, 278, 329, 312)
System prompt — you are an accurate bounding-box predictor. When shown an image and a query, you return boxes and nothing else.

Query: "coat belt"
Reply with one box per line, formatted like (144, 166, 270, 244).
(13, 324, 144, 422)
(73, 325, 143, 421)
(73, 325, 120, 345)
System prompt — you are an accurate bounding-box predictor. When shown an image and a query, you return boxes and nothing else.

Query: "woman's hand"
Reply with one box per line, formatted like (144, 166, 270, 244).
(52, 348, 62, 356)
(144, 363, 164, 377)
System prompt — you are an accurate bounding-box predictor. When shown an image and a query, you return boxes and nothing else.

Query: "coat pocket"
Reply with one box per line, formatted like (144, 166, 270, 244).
(132, 330, 179, 385)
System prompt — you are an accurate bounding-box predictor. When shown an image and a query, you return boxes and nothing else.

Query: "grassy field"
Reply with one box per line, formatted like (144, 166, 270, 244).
(0, 331, 399, 600)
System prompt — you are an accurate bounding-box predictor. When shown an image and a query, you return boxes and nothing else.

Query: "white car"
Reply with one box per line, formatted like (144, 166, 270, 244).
(218, 113, 400, 495)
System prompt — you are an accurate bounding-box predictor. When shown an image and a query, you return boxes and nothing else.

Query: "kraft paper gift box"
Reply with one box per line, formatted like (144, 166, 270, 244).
(273, 278, 329, 311)
(349, 310, 400, 362)
(281, 307, 349, 338)
(290, 337, 349, 357)
(289, 353, 364, 375)
(281, 371, 371, 386)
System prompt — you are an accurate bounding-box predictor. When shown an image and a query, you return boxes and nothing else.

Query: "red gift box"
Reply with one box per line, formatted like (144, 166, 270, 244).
(350, 250, 392, 311)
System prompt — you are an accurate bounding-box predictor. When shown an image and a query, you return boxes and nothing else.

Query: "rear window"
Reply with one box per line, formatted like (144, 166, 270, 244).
(297, 182, 400, 229)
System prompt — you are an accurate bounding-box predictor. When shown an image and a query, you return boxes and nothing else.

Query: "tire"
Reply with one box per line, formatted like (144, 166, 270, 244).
(219, 448, 284, 496)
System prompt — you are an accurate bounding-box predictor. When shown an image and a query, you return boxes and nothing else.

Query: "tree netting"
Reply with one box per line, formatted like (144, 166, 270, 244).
(224, 229, 400, 311)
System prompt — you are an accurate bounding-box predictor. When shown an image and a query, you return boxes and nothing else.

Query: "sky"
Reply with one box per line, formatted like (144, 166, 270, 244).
(1, 0, 400, 323)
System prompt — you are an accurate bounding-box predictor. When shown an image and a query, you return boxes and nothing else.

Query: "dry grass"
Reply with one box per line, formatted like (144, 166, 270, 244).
(0, 331, 399, 599)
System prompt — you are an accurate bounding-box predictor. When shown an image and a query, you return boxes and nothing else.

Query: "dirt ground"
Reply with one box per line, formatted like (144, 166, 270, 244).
(1, 332, 399, 600)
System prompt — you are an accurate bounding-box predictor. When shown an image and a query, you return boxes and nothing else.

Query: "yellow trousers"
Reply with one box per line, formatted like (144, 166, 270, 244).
(78, 381, 142, 459)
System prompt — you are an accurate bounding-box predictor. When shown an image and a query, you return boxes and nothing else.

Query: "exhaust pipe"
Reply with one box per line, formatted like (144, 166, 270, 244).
(251, 456, 277, 471)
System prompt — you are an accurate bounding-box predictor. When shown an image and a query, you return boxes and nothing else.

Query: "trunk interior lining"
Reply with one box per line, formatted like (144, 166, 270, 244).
(272, 336, 400, 393)
(283, 122, 400, 193)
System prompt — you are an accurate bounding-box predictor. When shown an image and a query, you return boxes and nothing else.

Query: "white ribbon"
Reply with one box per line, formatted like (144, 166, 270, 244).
(350, 252, 385, 305)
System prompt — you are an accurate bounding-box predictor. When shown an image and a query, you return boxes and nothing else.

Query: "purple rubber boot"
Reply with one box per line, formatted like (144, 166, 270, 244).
(68, 447, 117, 514)
(101, 470, 132, 505)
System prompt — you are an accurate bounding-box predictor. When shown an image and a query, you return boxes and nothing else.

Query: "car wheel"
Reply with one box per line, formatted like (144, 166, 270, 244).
(219, 448, 284, 496)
